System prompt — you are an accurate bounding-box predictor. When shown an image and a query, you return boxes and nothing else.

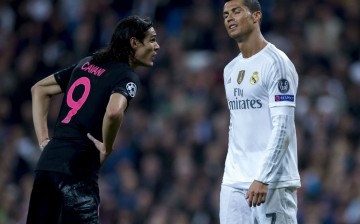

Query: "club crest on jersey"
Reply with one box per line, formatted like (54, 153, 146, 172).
(278, 79, 290, 93)
(237, 70, 245, 84)
(250, 72, 259, 85)
(126, 82, 137, 97)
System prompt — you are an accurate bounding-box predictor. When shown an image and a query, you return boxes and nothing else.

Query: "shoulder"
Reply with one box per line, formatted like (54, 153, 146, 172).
(258, 44, 297, 77)
(118, 63, 138, 77)
(78, 56, 93, 65)
(113, 63, 140, 84)
(263, 44, 298, 84)
(263, 44, 293, 65)
(100, 61, 135, 76)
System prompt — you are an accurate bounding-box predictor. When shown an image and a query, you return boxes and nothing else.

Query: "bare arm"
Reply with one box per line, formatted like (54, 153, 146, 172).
(103, 93, 127, 153)
(31, 75, 63, 149)
(88, 93, 128, 165)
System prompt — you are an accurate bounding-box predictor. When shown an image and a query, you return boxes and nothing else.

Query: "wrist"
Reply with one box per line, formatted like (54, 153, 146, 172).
(39, 137, 49, 144)
(39, 138, 50, 150)
(255, 179, 268, 185)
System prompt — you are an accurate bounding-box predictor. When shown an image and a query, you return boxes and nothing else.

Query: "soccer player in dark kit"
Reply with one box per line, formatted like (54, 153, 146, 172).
(27, 15, 160, 223)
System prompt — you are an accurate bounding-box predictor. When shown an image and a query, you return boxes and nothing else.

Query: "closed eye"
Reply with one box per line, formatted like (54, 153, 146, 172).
(223, 7, 242, 19)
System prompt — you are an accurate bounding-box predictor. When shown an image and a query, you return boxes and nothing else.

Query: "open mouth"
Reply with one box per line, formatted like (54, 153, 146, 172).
(229, 24, 237, 30)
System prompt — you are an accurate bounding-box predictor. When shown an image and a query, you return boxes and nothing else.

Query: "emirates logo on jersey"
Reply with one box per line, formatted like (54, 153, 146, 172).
(237, 70, 245, 84)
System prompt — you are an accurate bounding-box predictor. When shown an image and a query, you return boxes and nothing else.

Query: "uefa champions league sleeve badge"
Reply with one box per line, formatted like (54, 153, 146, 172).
(126, 82, 137, 97)
(277, 79, 290, 93)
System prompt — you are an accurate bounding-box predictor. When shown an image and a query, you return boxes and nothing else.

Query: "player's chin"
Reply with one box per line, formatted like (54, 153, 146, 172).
(228, 32, 239, 39)
(143, 61, 154, 67)
(144, 58, 155, 67)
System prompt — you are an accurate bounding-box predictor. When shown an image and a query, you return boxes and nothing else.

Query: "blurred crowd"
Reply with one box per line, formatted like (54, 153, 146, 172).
(0, 0, 359, 223)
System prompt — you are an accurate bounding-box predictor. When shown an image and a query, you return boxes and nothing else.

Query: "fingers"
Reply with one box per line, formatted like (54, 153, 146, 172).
(256, 194, 265, 206)
(261, 195, 266, 203)
(87, 133, 95, 142)
(247, 191, 266, 207)
(39, 139, 50, 151)
(247, 195, 253, 207)
(87, 133, 107, 154)
(253, 194, 260, 206)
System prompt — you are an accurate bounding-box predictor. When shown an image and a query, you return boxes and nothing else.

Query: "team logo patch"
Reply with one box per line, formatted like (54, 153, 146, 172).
(250, 72, 259, 85)
(237, 70, 245, 84)
(126, 82, 137, 97)
(278, 79, 290, 93)
(275, 95, 294, 102)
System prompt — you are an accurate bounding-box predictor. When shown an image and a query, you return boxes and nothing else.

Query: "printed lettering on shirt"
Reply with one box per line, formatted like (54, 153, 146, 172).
(228, 98, 263, 110)
(81, 62, 106, 77)
(233, 88, 243, 97)
(275, 95, 294, 102)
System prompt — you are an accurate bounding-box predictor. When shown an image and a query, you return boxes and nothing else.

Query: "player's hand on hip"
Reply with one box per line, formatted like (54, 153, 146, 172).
(39, 139, 50, 151)
(246, 180, 268, 207)
(87, 133, 107, 164)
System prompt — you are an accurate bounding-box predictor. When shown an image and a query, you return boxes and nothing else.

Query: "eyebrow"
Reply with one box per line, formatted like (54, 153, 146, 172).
(223, 7, 242, 15)
(148, 34, 157, 40)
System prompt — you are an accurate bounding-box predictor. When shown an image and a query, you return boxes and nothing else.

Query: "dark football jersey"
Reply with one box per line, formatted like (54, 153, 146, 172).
(36, 56, 140, 180)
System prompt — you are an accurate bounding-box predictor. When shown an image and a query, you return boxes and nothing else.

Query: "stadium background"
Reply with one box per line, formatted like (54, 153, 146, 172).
(0, 0, 359, 223)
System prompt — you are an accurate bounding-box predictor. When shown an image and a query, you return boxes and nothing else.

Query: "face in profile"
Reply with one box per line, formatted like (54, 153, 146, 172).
(132, 27, 160, 67)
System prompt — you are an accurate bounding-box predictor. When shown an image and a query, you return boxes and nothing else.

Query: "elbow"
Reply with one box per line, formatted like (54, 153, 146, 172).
(31, 83, 42, 96)
(105, 107, 124, 121)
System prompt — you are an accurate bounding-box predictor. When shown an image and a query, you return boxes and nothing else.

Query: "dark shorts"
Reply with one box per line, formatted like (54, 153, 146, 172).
(27, 171, 100, 224)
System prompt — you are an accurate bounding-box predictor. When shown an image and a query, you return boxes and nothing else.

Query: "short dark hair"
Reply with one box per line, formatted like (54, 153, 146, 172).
(93, 15, 153, 64)
(224, 0, 262, 13)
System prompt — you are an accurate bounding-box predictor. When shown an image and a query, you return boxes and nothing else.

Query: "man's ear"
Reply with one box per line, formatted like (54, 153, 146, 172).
(130, 37, 139, 49)
(252, 11, 262, 23)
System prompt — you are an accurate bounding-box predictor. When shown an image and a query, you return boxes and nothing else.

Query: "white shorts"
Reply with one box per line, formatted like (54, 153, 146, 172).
(220, 185, 298, 224)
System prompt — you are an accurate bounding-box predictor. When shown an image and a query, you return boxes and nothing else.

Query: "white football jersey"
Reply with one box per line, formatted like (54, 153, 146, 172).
(222, 43, 301, 189)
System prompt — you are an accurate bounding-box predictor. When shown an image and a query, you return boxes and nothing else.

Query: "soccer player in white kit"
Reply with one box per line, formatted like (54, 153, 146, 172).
(220, 0, 301, 223)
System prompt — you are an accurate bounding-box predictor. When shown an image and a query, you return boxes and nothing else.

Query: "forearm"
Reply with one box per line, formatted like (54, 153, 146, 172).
(257, 107, 295, 183)
(102, 111, 123, 155)
(31, 75, 63, 146)
(31, 86, 51, 144)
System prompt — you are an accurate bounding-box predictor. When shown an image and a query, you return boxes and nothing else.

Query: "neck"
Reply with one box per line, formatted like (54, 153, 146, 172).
(237, 32, 267, 58)
(129, 58, 138, 69)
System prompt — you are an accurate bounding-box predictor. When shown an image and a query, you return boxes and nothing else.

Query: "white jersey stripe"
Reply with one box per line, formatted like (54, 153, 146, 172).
(266, 47, 286, 80)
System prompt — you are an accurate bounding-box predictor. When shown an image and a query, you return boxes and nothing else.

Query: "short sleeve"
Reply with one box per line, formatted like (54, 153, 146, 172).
(54, 64, 76, 92)
(112, 72, 140, 103)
